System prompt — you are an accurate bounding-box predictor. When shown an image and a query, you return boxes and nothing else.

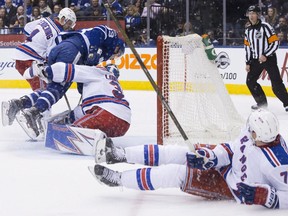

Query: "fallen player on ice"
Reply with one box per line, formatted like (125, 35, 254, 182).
(90, 109, 288, 209)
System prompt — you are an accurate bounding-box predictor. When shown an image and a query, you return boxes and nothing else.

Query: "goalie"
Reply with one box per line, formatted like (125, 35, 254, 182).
(91, 109, 288, 209)
(2, 63, 131, 139)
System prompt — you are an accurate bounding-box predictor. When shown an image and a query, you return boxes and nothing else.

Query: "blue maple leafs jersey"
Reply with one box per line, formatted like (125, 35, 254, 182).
(59, 25, 120, 64)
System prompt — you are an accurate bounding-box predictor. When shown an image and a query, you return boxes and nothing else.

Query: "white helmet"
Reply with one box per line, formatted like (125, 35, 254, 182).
(247, 108, 279, 143)
(58, 8, 77, 28)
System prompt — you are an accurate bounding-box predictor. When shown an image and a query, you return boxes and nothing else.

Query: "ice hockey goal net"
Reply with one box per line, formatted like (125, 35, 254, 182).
(157, 34, 244, 145)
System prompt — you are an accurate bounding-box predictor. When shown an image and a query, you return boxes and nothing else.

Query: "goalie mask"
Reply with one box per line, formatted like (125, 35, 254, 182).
(247, 109, 279, 143)
(105, 64, 120, 79)
(58, 8, 77, 29)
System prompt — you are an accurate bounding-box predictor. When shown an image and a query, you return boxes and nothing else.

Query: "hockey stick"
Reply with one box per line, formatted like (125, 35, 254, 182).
(103, 3, 195, 152)
(64, 93, 71, 111)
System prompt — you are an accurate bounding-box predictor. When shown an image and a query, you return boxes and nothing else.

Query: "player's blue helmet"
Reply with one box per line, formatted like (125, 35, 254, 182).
(102, 38, 125, 61)
(110, 38, 125, 60)
(105, 64, 120, 79)
(116, 38, 125, 57)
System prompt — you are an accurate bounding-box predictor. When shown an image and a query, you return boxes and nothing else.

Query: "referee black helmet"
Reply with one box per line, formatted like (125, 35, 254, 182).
(247, 5, 261, 13)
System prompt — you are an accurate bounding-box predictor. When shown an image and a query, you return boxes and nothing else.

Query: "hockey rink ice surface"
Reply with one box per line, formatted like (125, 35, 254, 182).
(0, 88, 288, 216)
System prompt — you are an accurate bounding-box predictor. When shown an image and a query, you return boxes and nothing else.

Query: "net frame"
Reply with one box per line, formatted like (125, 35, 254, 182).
(157, 34, 244, 145)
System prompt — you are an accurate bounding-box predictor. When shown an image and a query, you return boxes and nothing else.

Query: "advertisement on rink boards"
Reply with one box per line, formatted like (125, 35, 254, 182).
(0, 47, 287, 93)
(215, 47, 288, 85)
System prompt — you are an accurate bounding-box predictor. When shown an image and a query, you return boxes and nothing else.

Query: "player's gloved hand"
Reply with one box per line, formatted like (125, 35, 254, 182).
(85, 47, 103, 66)
(237, 182, 279, 209)
(202, 34, 217, 61)
(23, 61, 48, 82)
(186, 147, 218, 170)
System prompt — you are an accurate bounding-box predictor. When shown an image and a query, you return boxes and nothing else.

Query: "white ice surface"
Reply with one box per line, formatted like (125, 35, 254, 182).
(0, 88, 288, 216)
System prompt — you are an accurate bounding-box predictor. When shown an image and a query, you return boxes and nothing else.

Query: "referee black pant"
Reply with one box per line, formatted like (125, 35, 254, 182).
(246, 54, 288, 107)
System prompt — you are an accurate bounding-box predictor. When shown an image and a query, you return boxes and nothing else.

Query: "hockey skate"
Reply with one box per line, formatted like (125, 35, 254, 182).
(251, 103, 268, 110)
(95, 137, 127, 164)
(1, 99, 23, 126)
(16, 107, 43, 140)
(88, 164, 121, 187)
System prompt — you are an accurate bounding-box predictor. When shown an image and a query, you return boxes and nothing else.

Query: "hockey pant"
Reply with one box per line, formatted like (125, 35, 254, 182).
(15, 60, 46, 91)
(72, 106, 130, 137)
(120, 145, 234, 199)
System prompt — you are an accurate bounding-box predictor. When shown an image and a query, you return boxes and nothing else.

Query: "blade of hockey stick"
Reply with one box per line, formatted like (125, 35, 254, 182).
(103, 2, 195, 151)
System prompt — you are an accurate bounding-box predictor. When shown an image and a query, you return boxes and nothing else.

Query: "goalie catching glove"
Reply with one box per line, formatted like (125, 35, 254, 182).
(237, 182, 279, 209)
(186, 147, 218, 170)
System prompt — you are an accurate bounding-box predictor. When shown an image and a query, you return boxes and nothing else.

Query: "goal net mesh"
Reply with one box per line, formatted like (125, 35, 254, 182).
(157, 34, 244, 145)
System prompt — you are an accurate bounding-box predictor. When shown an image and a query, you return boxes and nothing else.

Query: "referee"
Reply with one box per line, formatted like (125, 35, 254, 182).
(244, 5, 288, 112)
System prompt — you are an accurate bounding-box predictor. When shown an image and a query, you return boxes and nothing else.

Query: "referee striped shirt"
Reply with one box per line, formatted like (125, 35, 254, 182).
(244, 20, 279, 64)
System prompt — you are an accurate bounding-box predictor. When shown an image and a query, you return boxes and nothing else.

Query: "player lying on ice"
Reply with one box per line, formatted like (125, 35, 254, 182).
(2, 63, 131, 141)
(91, 109, 288, 209)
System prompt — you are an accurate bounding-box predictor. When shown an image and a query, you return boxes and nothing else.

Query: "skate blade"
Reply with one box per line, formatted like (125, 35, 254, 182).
(88, 166, 104, 185)
(1, 101, 10, 126)
(15, 113, 38, 140)
(94, 138, 107, 164)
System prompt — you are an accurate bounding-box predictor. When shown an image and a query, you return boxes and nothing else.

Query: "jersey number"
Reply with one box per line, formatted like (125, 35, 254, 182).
(280, 171, 288, 184)
(26, 29, 40, 42)
(110, 80, 124, 99)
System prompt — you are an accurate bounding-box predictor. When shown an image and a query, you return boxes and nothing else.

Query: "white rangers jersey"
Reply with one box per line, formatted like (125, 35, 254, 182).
(49, 62, 131, 123)
(213, 128, 288, 208)
(14, 17, 63, 61)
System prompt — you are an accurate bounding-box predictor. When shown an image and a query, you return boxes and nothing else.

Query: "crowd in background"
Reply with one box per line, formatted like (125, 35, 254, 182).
(0, 0, 288, 46)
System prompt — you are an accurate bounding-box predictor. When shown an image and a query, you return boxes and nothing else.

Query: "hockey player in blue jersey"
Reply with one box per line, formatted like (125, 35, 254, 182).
(92, 109, 288, 209)
(2, 25, 125, 132)
(48, 24, 125, 66)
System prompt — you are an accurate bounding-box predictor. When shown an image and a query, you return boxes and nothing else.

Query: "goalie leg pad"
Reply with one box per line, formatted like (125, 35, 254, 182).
(45, 122, 106, 155)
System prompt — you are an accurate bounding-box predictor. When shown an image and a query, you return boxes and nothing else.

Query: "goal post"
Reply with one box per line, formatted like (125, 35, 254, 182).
(157, 34, 244, 145)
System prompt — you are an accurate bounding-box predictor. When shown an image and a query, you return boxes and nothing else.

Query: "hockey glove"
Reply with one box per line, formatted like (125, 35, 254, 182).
(186, 147, 218, 170)
(237, 182, 279, 209)
(85, 47, 103, 66)
(202, 34, 217, 61)
(23, 61, 48, 82)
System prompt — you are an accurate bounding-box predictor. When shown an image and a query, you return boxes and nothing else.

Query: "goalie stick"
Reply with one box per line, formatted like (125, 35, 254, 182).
(103, 2, 195, 152)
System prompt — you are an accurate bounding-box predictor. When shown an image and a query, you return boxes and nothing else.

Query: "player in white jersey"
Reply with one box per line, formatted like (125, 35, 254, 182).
(14, 7, 76, 90)
(91, 109, 288, 209)
(47, 62, 131, 137)
(8, 62, 131, 138)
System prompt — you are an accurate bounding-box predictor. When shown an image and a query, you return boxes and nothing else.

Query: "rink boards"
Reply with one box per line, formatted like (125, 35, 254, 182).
(0, 47, 287, 96)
